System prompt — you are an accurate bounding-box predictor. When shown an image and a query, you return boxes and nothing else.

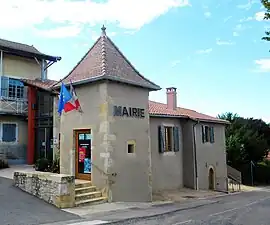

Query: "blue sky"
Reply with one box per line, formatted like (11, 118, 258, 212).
(1, 0, 270, 122)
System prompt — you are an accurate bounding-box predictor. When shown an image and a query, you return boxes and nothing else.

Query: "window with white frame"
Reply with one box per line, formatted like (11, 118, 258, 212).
(2, 123, 18, 142)
(1, 76, 25, 99)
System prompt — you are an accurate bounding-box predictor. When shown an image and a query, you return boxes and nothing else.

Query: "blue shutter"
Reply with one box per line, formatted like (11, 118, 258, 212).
(158, 125, 165, 153)
(173, 126, 180, 152)
(1, 76, 9, 98)
(201, 125, 205, 143)
(210, 127, 215, 143)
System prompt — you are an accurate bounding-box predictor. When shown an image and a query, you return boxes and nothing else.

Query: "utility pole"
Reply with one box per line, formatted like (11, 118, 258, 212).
(250, 160, 254, 186)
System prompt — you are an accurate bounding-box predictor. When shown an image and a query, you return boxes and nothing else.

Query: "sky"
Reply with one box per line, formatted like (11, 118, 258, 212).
(0, 0, 270, 122)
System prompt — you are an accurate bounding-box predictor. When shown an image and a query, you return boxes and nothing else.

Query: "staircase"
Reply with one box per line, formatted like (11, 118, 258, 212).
(227, 165, 242, 192)
(75, 180, 107, 207)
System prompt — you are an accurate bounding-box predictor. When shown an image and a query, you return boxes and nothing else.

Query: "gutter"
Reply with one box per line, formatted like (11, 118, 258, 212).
(192, 120, 200, 190)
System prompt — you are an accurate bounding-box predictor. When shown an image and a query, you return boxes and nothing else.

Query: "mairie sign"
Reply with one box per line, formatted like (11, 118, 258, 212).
(113, 105, 145, 118)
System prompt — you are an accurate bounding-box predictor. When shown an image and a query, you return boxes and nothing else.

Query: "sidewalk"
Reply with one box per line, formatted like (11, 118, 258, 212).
(44, 199, 218, 225)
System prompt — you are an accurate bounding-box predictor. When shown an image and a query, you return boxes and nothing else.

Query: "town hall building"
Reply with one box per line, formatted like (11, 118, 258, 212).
(21, 26, 229, 203)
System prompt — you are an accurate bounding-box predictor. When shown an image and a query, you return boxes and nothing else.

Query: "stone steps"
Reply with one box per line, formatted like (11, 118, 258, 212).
(75, 180, 107, 207)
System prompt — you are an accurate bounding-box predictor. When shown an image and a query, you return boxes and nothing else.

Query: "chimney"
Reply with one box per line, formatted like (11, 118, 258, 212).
(166, 87, 177, 110)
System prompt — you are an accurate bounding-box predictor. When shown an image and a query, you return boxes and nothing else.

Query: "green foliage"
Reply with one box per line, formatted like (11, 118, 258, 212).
(35, 158, 50, 172)
(261, 1, 270, 43)
(35, 154, 60, 174)
(218, 112, 270, 168)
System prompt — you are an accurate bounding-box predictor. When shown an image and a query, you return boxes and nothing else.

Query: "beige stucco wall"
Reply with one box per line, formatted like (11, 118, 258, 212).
(107, 83, 152, 202)
(182, 119, 196, 189)
(150, 117, 183, 191)
(0, 115, 27, 162)
(2, 54, 41, 79)
(58, 82, 107, 193)
(58, 81, 152, 202)
(194, 122, 227, 192)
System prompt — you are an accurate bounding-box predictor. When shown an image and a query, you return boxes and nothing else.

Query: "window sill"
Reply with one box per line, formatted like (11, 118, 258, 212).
(163, 152, 176, 156)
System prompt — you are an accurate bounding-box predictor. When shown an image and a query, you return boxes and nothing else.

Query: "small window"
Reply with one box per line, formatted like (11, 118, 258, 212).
(202, 125, 215, 144)
(2, 123, 17, 142)
(127, 140, 136, 154)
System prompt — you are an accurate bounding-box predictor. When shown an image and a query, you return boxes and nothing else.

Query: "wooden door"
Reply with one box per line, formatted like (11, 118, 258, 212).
(75, 129, 91, 180)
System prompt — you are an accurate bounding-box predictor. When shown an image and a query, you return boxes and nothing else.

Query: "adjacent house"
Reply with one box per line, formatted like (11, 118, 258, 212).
(22, 26, 229, 203)
(0, 38, 61, 164)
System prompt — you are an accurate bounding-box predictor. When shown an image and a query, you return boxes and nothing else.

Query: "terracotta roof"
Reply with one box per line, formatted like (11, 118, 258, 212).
(149, 101, 229, 124)
(21, 78, 58, 92)
(0, 38, 61, 61)
(22, 78, 227, 123)
(57, 26, 160, 90)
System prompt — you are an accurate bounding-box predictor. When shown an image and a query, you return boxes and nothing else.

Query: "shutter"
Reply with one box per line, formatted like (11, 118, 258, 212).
(173, 126, 180, 152)
(201, 125, 205, 143)
(210, 127, 215, 143)
(158, 125, 165, 153)
(1, 76, 9, 98)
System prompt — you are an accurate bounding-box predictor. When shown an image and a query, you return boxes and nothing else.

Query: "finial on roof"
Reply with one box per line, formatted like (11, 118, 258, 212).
(101, 25, 106, 36)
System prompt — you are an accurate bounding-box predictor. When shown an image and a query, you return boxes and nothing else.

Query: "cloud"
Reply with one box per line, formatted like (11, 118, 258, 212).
(254, 59, 270, 72)
(237, 1, 257, 10)
(224, 16, 232, 23)
(170, 60, 181, 67)
(233, 31, 239, 37)
(204, 12, 211, 18)
(216, 39, 234, 45)
(196, 48, 212, 54)
(0, 0, 190, 33)
(255, 11, 265, 21)
(239, 16, 253, 22)
(34, 25, 82, 38)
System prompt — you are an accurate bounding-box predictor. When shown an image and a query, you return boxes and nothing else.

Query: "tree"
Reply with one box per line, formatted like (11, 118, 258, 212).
(218, 113, 270, 168)
(261, 0, 270, 42)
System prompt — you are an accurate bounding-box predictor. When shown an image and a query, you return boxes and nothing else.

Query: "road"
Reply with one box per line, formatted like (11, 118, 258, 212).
(0, 177, 79, 225)
(106, 189, 270, 225)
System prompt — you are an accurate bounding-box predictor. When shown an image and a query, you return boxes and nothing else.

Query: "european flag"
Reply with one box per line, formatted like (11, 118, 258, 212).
(58, 82, 72, 115)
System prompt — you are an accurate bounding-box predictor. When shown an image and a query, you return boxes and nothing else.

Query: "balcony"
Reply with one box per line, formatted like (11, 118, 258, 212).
(0, 96, 28, 115)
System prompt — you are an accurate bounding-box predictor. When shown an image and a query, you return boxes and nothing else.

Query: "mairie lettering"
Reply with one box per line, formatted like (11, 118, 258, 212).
(113, 106, 145, 118)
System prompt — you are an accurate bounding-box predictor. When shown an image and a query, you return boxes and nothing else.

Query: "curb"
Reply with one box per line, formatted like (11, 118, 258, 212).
(102, 200, 217, 224)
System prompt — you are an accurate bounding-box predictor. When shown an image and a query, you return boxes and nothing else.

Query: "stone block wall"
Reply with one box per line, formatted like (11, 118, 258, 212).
(13, 171, 75, 208)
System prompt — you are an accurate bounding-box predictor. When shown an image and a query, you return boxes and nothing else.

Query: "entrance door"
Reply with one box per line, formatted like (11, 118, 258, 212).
(209, 168, 215, 190)
(75, 129, 91, 180)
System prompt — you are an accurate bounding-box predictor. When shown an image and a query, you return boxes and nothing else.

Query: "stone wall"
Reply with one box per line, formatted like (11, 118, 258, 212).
(13, 171, 75, 208)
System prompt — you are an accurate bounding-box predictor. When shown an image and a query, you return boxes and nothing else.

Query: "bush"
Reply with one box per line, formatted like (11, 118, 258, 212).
(35, 155, 60, 174)
(48, 158, 60, 174)
(0, 159, 9, 169)
(35, 158, 50, 172)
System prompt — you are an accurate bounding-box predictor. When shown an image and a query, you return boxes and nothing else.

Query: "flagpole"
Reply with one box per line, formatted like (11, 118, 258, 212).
(70, 79, 83, 113)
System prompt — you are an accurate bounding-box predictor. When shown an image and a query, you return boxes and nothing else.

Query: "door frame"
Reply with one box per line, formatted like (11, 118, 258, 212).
(74, 129, 92, 180)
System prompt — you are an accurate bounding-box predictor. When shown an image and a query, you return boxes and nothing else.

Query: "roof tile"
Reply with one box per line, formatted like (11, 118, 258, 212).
(60, 28, 160, 90)
(149, 101, 228, 124)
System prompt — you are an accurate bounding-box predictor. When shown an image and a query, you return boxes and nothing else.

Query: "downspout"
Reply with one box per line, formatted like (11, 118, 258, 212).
(0, 50, 3, 93)
(0, 50, 3, 76)
(192, 120, 200, 190)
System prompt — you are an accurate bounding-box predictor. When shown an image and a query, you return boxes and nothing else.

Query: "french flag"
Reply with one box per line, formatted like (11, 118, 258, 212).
(58, 81, 82, 115)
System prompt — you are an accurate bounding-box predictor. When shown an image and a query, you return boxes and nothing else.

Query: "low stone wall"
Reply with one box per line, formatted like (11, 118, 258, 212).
(13, 171, 75, 208)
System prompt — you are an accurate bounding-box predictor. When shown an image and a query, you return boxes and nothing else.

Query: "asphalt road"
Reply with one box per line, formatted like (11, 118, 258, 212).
(0, 177, 79, 225)
(109, 189, 270, 225)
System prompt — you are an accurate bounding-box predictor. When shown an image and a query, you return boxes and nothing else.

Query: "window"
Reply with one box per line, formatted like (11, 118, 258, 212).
(127, 140, 136, 154)
(1, 76, 25, 99)
(2, 123, 18, 142)
(158, 125, 180, 153)
(202, 125, 215, 143)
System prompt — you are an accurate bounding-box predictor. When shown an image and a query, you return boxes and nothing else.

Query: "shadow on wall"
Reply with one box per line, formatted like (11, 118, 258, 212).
(0, 145, 27, 164)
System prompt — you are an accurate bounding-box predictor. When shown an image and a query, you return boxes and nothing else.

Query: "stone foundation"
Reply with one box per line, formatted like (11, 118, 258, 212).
(13, 171, 75, 208)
